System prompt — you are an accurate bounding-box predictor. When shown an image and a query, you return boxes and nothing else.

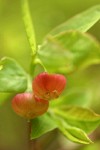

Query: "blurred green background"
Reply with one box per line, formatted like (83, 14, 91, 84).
(0, 0, 100, 150)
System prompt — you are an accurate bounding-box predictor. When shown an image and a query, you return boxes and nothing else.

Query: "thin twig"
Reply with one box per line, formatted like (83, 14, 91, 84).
(28, 120, 39, 150)
(21, 0, 37, 55)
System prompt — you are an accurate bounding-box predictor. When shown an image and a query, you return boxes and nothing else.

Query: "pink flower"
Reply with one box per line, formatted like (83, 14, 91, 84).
(12, 93, 49, 119)
(32, 72, 66, 100)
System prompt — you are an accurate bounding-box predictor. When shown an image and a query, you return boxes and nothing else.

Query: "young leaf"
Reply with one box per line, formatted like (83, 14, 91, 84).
(38, 31, 100, 73)
(58, 119, 92, 144)
(49, 5, 100, 36)
(0, 57, 27, 93)
(54, 106, 100, 133)
(50, 89, 92, 108)
(31, 113, 57, 139)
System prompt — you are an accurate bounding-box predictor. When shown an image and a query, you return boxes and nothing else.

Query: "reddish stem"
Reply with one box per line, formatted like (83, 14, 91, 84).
(28, 120, 39, 150)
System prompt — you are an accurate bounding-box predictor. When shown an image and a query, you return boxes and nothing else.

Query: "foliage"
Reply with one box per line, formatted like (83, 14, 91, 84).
(0, 0, 100, 144)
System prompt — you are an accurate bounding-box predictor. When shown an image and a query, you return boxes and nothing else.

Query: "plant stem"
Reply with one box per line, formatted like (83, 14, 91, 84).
(21, 0, 38, 75)
(21, 0, 37, 55)
(28, 120, 39, 150)
(30, 139, 38, 150)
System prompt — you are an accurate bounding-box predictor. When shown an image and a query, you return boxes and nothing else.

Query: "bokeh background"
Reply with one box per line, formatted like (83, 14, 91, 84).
(0, 0, 100, 150)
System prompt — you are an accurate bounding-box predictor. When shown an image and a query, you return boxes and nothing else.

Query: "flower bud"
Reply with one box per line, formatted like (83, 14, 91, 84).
(12, 93, 49, 119)
(32, 72, 66, 100)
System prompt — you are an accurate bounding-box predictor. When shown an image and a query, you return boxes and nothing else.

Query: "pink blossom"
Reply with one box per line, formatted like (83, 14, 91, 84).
(32, 72, 66, 100)
(12, 93, 49, 119)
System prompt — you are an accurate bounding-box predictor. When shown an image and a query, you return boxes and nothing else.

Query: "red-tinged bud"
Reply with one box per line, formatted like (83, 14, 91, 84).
(12, 93, 49, 119)
(32, 72, 66, 100)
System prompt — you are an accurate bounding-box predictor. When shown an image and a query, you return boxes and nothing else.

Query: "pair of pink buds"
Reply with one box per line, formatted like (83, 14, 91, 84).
(12, 72, 66, 119)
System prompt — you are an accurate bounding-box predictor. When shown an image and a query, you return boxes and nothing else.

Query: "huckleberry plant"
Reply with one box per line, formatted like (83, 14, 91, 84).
(0, 0, 100, 149)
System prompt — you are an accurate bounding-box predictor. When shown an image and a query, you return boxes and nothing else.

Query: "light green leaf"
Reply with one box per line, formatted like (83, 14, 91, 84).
(58, 119, 92, 144)
(50, 5, 100, 36)
(0, 57, 27, 93)
(38, 31, 100, 73)
(50, 89, 92, 108)
(31, 113, 57, 139)
(54, 106, 100, 133)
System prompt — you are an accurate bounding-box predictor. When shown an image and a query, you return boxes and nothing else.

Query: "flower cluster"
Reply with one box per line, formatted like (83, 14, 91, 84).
(12, 72, 66, 119)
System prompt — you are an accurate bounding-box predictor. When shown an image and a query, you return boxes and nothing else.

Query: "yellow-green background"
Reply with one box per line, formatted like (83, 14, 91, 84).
(0, 0, 100, 150)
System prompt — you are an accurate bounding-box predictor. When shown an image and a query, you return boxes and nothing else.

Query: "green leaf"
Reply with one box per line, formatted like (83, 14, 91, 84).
(21, 0, 36, 55)
(54, 106, 100, 133)
(58, 119, 92, 144)
(0, 57, 27, 93)
(31, 113, 57, 139)
(50, 89, 92, 108)
(50, 5, 100, 36)
(38, 31, 100, 73)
